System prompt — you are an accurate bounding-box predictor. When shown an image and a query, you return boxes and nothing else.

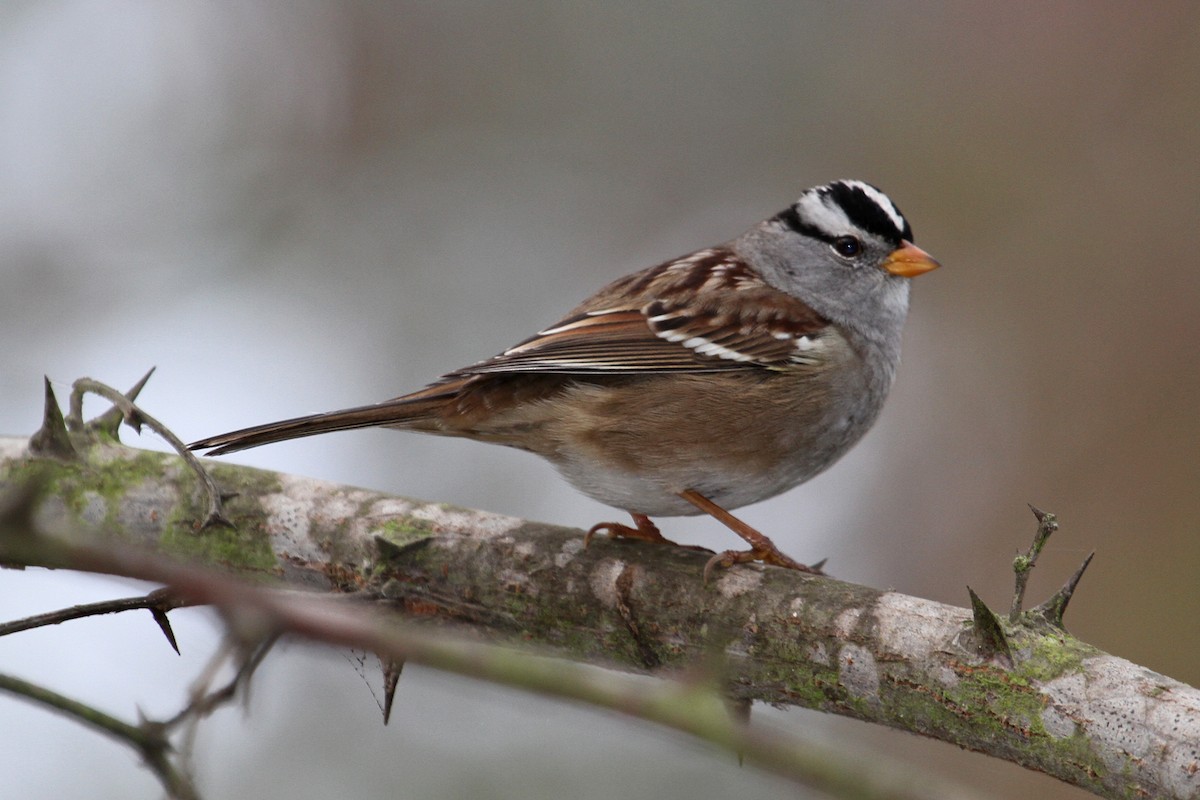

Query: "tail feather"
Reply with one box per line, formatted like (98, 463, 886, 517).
(189, 396, 443, 456)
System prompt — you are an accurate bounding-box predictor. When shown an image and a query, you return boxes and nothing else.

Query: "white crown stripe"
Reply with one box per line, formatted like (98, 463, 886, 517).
(794, 192, 853, 238)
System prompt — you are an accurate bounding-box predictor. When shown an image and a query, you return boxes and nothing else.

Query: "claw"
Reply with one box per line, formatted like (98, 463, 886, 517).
(703, 547, 825, 584)
(678, 489, 823, 582)
(584, 513, 715, 559)
(585, 513, 672, 548)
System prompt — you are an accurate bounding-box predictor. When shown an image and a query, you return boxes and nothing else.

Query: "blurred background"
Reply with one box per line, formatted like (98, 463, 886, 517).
(2, 3, 1198, 798)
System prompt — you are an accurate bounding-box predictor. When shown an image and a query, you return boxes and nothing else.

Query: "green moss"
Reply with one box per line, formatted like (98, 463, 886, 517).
(1, 441, 284, 574)
(373, 516, 437, 547)
(3, 446, 170, 529)
(204, 461, 283, 504)
(159, 520, 277, 572)
(877, 623, 1109, 790)
(746, 630, 843, 708)
(159, 461, 281, 572)
(1016, 628, 1094, 682)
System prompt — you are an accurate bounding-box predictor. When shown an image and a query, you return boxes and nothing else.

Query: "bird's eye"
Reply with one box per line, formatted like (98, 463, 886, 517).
(831, 236, 862, 258)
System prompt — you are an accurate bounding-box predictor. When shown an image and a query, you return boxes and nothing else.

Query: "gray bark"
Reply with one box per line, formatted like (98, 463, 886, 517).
(2, 432, 1198, 800)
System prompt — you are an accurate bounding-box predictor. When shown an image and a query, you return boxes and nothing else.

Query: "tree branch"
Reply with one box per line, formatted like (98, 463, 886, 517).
(2, 423, 1199, 800)
(0, 671, 198, 800)
(0, 588, 186, 651)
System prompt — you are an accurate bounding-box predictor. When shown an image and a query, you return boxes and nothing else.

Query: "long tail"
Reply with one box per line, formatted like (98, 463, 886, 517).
(189, 386, 454, 456)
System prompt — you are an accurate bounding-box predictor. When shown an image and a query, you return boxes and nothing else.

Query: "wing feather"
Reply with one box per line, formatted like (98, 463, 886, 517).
(450, 247, 831, 377)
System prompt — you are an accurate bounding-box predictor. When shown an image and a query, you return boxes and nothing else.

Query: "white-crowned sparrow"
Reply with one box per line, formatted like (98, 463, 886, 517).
(191, 180, 939, 577)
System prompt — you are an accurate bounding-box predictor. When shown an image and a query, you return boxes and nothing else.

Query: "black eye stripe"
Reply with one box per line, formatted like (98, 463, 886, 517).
(773, 205, 834, 242)
(774, 205, 806, 234)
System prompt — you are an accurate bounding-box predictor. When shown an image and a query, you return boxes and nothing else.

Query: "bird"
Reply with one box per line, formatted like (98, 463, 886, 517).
(190, 179, 939, 578)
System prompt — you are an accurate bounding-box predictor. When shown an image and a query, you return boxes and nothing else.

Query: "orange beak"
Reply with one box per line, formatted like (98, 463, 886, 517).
(882, 241, 941, 278)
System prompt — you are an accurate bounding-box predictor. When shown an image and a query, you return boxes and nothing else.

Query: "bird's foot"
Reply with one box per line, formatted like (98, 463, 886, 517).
(703, 547, 826, 583)
(677, 489, 826, 583)
(585, 513, 676, 547)
(584, 513, 712, 554)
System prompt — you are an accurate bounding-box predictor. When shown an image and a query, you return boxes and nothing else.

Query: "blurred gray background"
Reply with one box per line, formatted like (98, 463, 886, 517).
(2, 3, 1198, 798)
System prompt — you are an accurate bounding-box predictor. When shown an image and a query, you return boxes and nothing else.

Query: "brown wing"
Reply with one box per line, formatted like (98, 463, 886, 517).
(190, 248, 832, 455)
(452, 247, 832, 377)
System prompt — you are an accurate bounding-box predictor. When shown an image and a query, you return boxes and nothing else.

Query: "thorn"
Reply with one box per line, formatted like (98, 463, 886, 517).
(145, 588, 183, 654)
(1033, 552, 1095, 630)
(381, 658, 404, 725)
(726, 696, 751, 766)
(1027, 504, 1059, 542)
(808, 557, 828, 573)
(90, 368, 157, 436)
(150, 607, 181, 655)
(968, 587, 1012, 664)
(201, 511, 236, 530)
(28, 378, 78, 460)
(89, 402, 122, 439)
(373, 535, 404, 561)
(727, 695, 751, 725)
(125, 367, 156, 402)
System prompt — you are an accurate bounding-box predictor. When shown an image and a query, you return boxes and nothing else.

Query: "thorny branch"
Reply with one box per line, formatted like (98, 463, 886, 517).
(1009, 503, 1059, 620)
(63, 371, 232, 528)
(1, 376, 1198, 800)
(1, 521, 982, 800)
(0, 588, 186, 651)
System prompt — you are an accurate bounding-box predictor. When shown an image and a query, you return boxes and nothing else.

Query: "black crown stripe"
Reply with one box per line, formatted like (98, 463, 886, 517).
(822, 182, 913, 243)
(776, 182, 914, 245)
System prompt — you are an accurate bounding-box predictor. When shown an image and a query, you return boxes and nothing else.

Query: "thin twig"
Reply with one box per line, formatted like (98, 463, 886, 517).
(165, 633, 278, 732)
(67, 376, 232, 528)
(0, 672, 199, 800)
(0, 589, 187, 643)
(1010, 504, 1059, 621)
(166, 633, 277, 778)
